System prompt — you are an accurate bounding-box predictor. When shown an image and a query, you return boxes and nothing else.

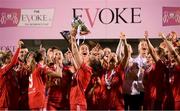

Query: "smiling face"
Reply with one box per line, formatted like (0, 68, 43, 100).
(111, 52, 118, 63)
(53, 49, 63, 62)
(19, 48, 28, 62)
(138, 40, 148, 57)
(103, 48, 111, 62)
(146, 54, 154, 66)
(25, 52, 35, 65)
(108, 54, 117, 70)
(90, 46, 99, 57)
(64, 50, 73, 60)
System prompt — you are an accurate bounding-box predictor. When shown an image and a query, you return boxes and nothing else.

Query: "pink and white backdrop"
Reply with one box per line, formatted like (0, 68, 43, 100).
(0, 0, 180, 51)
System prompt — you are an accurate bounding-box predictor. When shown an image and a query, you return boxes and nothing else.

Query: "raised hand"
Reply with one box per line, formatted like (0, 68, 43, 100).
(39, 44, 46, 54)
(70, 28, 77, 44)
(144, 31, 148, 39)
(70, 27, 77, 38)
(158, 32, 166, 40)
(120, 32, 126, 40)
(40, 44, 42, 50)
(18, 40, 24, 48)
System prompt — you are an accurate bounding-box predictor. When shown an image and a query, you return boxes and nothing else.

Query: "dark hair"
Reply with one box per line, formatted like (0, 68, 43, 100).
(0, 52, 3, 67)
(34, 51, 43, 63)
(51, 46, 59, 51)
(156, 47, 165, 57)
(109, 57, 116, 64)
(21, 45, 27, 49)
(139, 39, 146, 42)
(89, 59, 102, 77)
(132, 62, 139, 69)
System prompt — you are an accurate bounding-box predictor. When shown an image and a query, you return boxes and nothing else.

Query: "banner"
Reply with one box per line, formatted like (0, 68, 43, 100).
(19, 9, 54, 27)
(0, 8, 54, 27)
(0, 0, 180, 52)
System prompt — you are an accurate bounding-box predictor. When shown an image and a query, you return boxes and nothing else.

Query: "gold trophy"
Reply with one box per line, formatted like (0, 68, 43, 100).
(71, 17, 90, 35)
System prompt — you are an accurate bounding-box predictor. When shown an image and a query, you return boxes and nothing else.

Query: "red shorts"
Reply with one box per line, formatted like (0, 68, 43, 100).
(175, 101, 180, 110)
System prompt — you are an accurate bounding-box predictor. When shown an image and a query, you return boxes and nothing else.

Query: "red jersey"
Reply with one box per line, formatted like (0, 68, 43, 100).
(6, 69, 20, 110)
(86, 76, 102, 110)
(70, 63, 92, 109)
(150, 61, 168, 100)
(169, 65, 180, 110)
(172, 65, 180, 102)
(28, 63, 48, 109)
(143, 64, 156, 110)
(17, 64, 32, 109)
(47, 66, 72, 110)
(100, 64, 124, 110)
(0, 48, 20, 109)
(144, 60, 170, 110)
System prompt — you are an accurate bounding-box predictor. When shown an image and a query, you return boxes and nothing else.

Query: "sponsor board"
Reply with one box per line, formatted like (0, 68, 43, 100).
(162, 7, 180, 26)
(0, 8, 54, 27)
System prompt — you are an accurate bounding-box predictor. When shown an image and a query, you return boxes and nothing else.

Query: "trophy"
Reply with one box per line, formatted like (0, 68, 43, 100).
(60, 17, 90, 46)
(71, 16, 90, 35)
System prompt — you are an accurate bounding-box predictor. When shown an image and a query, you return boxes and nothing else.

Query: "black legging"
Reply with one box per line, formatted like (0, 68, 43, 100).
(124, 92, 144, 110)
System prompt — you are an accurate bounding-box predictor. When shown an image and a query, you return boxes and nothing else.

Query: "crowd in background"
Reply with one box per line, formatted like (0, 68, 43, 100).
(0, 30, 180, 110)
